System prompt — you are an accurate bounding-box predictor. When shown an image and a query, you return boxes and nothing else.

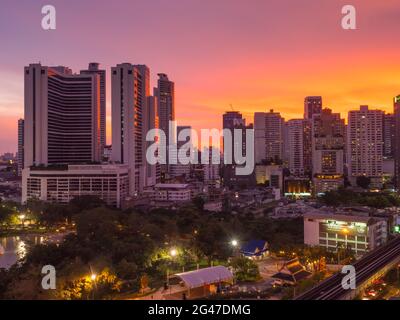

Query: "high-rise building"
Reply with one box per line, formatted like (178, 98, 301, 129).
(287, 119, 306, 176)
(302, 119, 313, 176)
(394, 95, 400, 188)
(347, 105, 384, 187)
(24, 63, 101, 167)
(80, 63, 106, 157)
(144, 96, 160, 186)
(17, 119, 24, 177)
(311, 108, 345, 193)
(383, 113, 395, 159)
(111, 63, 150, 194)
(203, 146, 221, 188)
(304, 96, 322, 120)
(222, 111, 255, 187)
(254, 109, 284, 164)
(154, 73, 175, 173)
(169, 125, 192, 177)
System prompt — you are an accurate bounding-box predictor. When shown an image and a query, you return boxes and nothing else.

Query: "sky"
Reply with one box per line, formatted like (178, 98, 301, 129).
(0, 0, 400, 153)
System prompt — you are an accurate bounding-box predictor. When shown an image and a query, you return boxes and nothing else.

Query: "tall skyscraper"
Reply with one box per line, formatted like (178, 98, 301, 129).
(311, 108, 345, 193)
(80, 63, 106, 157)
(347, 105, 384, 187)
(112, 63, 151, 194)
(222, 111, 254, 187)
(394, 95, 400, 188)
(144, 96, 160, 186)
(17, 119, 24, 176)
(287, 119, 306, 176)
(254, 109, 284, 164)
(24, 63, 101, 167)
(304, 96, 322, 120)
(154, 73, 175, 170)
(383, 113, 395, 159)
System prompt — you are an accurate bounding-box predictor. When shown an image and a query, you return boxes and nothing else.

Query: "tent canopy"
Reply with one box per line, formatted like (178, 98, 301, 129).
(175, 266, 233, 289)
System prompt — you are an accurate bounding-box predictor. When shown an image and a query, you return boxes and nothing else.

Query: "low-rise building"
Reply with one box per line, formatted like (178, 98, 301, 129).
(152, 183, 192, 203)
(304, 212, 388, 255)
(22, 164, 129, 208)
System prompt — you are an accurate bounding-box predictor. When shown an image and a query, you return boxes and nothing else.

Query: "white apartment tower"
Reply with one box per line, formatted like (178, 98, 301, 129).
(80, 63, 106, 157)
(254, 109, 284, 164)
(112, 63, 154, 194)
(24, 64, 101, 167)
(347, 105, 384, 185)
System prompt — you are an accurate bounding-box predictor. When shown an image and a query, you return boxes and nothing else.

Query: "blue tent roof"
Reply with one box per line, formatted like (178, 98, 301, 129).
(240, 240, 268, 256)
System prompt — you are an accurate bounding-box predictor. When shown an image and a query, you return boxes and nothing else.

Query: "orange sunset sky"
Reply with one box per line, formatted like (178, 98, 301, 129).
(0, 0, 400, 153)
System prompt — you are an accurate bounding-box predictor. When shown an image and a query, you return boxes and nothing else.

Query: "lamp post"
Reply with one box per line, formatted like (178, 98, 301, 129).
(231, 239, 239, 257)
(19, 214, 25, 229)
(167, 248, 178, 287)
(90, 274, 97, 300)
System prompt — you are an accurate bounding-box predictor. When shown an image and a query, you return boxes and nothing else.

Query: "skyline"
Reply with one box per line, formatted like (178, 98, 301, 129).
(1, 0, 400, 153)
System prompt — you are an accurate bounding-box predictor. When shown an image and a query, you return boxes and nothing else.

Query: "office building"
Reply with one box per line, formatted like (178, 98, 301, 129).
(254, 109, 284, 164)
(22, 164, 129, 208)
(304, 212, 387, 254)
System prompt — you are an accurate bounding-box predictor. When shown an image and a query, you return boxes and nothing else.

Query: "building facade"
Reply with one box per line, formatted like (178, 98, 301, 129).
(22, 164, 129, 208)
(111, 63, 150, 195)
(254, 109, 284, 164)
(304, 212, 387, 254)
(17, 119, 24, 177)
(80, 62, 106, 157)
(304, 96, 322, 120)
(312, 108, 345, 194)
(24, 64, 101, 167)
(347, 106, 384, 187)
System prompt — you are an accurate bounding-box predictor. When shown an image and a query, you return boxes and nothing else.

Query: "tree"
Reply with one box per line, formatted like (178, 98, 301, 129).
(356, 176, 371, 189)
(230, 257, 260, 282)
(69, 195, 106, 213)
(192, 196, 205, 211)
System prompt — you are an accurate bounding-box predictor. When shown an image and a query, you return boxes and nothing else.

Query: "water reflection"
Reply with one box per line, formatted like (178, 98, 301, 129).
(0, 233, 66, 269)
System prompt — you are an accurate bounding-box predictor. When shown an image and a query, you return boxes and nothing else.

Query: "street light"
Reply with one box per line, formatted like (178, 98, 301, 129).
(19, 214, 26, 229)
(170, 248, 177, 257)
(90, 274, 97, 300)
(231, 240, 238, 247)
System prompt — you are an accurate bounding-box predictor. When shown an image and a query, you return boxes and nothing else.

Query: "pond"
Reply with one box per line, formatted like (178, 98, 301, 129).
(0, 233, 67, 269)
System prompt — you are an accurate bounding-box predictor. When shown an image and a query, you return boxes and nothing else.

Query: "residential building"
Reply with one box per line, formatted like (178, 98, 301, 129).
(17, 119, 24, 176)
(24, 63, 101, 167)
(80, 62, 106, 156)
(347, 105, 384, 187)
(254, 109, 284, 164)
